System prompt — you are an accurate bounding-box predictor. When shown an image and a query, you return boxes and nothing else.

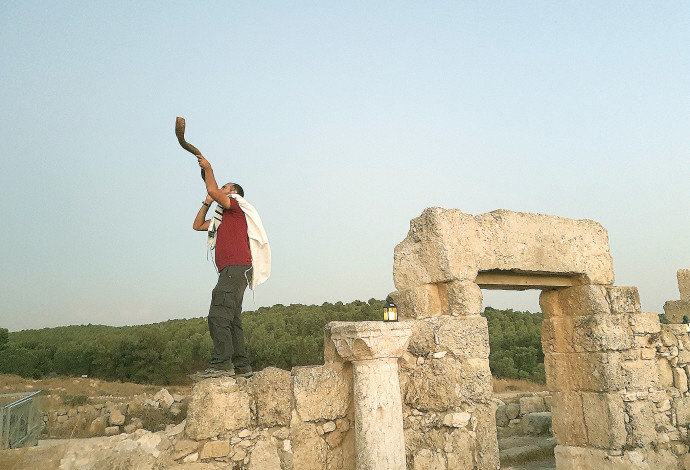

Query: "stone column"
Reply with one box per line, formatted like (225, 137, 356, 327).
(327, 321, 413, 470)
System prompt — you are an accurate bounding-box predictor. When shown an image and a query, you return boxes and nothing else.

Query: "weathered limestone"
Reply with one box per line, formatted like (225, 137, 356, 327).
(185, 377, 252, 440)
(328, 321, 412, 470)
(678, 269, 690, 301)
(663, 269, 690, 323)
(663, 300, 690, 324)
(251, 367, 292, 427)
(394, 208, 614, 289)
(292, 364, 350, 422)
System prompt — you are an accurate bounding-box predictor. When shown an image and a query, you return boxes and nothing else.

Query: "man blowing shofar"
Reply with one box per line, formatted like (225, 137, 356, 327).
(192, 154, 271, 379)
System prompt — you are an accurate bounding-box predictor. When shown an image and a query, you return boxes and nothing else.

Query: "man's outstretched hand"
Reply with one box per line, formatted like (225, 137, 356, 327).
(196, 155, 212, 171)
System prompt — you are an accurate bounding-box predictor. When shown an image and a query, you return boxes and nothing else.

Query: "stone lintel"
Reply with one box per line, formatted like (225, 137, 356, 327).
(476, 269, 581, 290)
(327, 321, 413, 363)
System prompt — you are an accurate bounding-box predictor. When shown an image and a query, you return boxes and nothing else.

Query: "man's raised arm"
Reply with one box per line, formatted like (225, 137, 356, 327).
(192, 194, 213, 231)
(197, 155, 231, 208)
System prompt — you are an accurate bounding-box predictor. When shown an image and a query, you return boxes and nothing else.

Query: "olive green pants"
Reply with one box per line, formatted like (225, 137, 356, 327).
(208, 265, 252, 370)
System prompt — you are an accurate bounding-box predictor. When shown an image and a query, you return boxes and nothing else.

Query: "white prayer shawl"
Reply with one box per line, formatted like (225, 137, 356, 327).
(207, 194, 271, 290)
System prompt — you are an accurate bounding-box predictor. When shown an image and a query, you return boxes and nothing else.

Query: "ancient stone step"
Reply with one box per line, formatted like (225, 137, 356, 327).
(498, 436, 556, 466)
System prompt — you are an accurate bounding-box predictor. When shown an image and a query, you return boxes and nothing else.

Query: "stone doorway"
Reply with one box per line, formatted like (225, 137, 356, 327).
(390, 208, 686, 469)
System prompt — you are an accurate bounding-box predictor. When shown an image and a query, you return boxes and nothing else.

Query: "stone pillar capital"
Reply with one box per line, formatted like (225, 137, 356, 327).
(327, 321, 412, 363)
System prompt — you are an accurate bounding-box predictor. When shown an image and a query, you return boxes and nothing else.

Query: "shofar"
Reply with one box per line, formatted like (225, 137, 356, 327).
(175, 117, 205, 180)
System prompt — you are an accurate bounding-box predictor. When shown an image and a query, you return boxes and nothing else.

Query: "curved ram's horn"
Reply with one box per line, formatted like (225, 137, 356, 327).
(175, 117, 205, 180)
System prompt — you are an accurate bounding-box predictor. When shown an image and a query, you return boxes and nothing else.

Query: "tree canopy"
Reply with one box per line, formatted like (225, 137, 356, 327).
(0, 301, 545, 384)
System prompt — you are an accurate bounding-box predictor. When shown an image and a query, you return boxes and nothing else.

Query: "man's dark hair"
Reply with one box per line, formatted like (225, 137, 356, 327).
(232, 183, 244, 198)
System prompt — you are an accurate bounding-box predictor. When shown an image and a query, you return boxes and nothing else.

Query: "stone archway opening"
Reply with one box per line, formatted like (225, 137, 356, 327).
(480, 279, 545, 387)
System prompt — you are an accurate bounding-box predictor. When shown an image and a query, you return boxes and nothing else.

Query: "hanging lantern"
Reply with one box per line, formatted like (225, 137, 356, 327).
(383, 297, 398, 322)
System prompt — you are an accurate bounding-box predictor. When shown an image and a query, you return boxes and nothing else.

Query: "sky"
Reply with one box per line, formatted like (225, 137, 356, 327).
(1, 1, 688, 332)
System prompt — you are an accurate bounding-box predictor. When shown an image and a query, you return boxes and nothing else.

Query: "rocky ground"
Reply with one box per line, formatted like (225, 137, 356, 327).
(0, 374, 192, 439)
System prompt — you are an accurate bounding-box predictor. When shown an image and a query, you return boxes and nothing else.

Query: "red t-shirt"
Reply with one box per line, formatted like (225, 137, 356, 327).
(215, 198, 252, 271)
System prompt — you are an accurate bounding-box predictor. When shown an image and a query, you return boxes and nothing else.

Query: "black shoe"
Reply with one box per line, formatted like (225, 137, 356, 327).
(235, 365, 254, 378)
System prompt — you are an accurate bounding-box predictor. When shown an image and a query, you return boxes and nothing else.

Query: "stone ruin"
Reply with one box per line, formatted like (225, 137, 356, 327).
(5, 207, 690, 469)
(388, 208, 690, 469)
(179, 208, 689, 469)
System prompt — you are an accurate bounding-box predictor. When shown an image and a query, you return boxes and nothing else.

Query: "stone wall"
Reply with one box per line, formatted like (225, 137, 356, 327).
(540, 284, 690, 469)
(181, 365, 353, 468)
(176, 316, 500, 470)
(495, 392, 552, 438)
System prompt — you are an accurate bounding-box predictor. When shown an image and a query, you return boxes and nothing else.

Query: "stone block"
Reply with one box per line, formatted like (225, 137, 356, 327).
(520, 412, 552, 436)
(104, 426, 120, 436)
(557, 285, 611, 317)
(551, 392, 587, 447)
(173, 439, 199, 460)
(626, 400, 657, 448)
(444, 279, 483, 315)
(663, 300, 690, 324)
(673, 367, 689, 392)
(442, 411, 471, 428)
(251, 367, 292, 427)
(153, 389, 174, 409)
(519, 396, 546, 414)
(678, 349, 690, 365)
(605, 286, 641, 314)
(89, 416, 106, 435)
(406, 319, 436, 357)
(505, 403, 520, 420)
(620, 359, 660, 391)
(679, 269, 690, 301)
(247, 439, 281, 470)
(581, 392, 626, 449)
(389, 284, 445, 319)
(185, 377, 252, 440)
(200, 439, 230, 459)
(291, 411, 327, 470)
(292, 365, 351, 422)
(406, 315, 489, 360)
(545, 352, 622, 392)
(402, 357, 492, 411)
(629, 312, 661, 334)
(495, 405, 509, 427)
(325, 428, 355, 470)
(435, 315, 489, 359)
(555, 445, 669, 470)
(472, 403, 500, 470)
(541, 317, 575, 353)
(659, 359, 674, 388)
(539, 290, 561, 317)
(675, 397, 690, 426)
(542, 314, 633, 353)
(412, 449, 445, 470)
(109, 409, 125, 426)
(393, 208, 614, 289)
(540, 285, 611, 318)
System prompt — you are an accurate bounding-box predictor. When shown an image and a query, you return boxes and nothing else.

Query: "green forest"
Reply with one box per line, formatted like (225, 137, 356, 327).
(0, 301, 545, 385)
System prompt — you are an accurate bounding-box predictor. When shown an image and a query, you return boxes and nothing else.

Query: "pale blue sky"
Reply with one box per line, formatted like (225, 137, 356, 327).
(1, 1, 688, 331)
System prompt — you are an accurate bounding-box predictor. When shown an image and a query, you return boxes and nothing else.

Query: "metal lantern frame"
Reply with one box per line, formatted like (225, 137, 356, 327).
(383, 298, 398, 322)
